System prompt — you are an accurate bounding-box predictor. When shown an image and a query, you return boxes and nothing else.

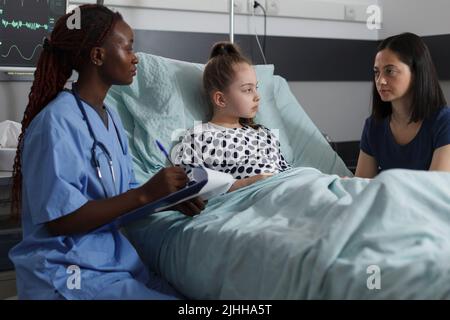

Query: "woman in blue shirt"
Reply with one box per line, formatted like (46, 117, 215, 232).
(9, 4, 205, 299)
(355, 32, 450, 178)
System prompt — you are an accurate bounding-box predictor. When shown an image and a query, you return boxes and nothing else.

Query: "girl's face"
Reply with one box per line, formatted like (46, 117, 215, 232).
(220, 62, 260, 119)
(373, 49, 413, 103)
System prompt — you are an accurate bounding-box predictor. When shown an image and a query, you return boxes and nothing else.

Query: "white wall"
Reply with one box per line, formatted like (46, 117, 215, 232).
(380, 0, 450, 38)
(72, 0, 380, 40)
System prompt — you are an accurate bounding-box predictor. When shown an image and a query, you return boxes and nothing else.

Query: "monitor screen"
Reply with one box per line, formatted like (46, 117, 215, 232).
(0, 0, 67, 71)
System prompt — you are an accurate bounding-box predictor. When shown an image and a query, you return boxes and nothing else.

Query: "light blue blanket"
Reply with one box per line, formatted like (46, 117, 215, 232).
(126, 167, 450, 299)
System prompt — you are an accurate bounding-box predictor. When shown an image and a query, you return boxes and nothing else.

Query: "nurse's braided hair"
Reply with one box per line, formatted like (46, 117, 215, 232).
(11, 4, 122, 219)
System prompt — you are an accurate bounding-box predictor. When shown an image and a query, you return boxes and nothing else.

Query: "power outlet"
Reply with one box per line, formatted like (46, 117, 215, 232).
(233, 0, 246, 14)
(344, 5, 356, 21)
(265, 0, 280, 15)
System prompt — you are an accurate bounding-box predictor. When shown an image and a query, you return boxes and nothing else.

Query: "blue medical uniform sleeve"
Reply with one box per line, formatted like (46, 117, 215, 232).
(22, 126, 89, 225)
(433, 108, 450, 149)
(360, 117, 374, 156)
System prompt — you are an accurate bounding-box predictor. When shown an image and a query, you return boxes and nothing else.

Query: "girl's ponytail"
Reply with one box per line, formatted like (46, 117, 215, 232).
(209, 42, 243, 59)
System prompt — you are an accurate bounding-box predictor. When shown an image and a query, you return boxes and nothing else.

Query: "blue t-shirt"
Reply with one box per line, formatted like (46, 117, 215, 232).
(360, 107, 450, 172)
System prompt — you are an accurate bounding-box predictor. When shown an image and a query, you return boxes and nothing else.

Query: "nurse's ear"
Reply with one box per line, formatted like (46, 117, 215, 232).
(90, 46, 106, 67)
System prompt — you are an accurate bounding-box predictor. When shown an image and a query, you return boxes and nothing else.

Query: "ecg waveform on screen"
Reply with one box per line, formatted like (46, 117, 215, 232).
(1, 0, 52, 6)
(1, 18, 49, 31)
(0, 0, 65, 67)
(0, 40, 44, 61)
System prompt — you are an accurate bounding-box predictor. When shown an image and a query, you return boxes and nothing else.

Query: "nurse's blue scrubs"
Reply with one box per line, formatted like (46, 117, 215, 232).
(9, 91, 180, 300)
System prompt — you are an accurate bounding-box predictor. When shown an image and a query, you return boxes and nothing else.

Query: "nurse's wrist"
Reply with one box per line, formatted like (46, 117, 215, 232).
(133, 187, 152, 206)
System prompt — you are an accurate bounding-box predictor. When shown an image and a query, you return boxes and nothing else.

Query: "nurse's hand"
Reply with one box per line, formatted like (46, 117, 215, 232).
(139, 167, 207, 216)
(171, 197, 207, 217)
(140, 167, 189, 203)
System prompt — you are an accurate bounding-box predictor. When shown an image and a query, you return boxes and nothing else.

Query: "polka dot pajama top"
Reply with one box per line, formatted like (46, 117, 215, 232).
(171, 122, 292, 180)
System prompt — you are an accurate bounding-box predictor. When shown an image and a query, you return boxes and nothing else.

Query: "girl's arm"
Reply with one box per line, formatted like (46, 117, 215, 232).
(228, 174, 273, 192)
(429, 144, 450, 172)
(355, 150, 378, 178)
(46, 167, 204, 236)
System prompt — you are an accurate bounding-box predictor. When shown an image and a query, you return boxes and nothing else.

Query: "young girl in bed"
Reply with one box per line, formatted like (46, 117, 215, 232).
(171, 42, 291, 192)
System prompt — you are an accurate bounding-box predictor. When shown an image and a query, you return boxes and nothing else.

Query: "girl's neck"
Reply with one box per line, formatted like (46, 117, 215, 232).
(210, 114, 242, 128)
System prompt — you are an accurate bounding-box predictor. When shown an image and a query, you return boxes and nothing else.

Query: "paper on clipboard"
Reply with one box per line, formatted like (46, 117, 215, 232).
(115, 167, 235, 226)
(154, 167, 234, 212)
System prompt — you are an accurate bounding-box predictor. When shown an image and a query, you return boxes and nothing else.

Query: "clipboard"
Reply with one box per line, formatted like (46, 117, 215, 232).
(111, 167, 235, 227)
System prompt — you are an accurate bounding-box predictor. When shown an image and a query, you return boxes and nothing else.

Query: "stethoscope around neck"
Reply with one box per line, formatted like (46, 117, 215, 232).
(71, 85, 125, 198)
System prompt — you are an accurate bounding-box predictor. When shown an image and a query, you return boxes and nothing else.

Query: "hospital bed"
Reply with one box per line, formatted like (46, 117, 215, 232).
(105, 52, 450, 299)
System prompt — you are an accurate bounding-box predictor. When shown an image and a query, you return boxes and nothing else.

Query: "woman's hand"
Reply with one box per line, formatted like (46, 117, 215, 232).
(228, 173, 273, 192)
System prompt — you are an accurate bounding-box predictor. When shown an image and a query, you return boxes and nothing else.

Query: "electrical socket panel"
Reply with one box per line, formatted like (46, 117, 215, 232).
(233, 0, 246, 14)
(265, 0, 280, 15)
(344, 5, 357, 21)
(247, 0, 280, 16)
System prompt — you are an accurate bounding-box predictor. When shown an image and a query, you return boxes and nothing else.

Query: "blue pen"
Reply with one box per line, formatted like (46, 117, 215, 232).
(156, 140, 175, 166)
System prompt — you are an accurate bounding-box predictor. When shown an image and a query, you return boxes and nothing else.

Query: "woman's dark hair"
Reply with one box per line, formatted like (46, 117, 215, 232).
(203, 41, 260, 129)
(371, 32, 447, 122)
(11, 4, 123, 219)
